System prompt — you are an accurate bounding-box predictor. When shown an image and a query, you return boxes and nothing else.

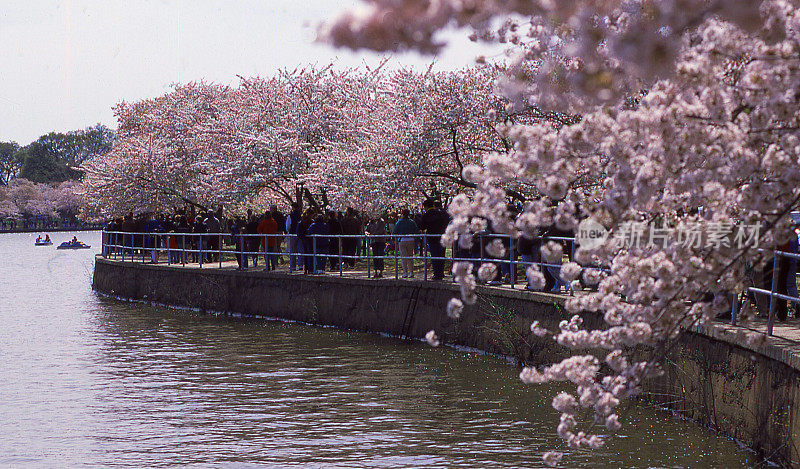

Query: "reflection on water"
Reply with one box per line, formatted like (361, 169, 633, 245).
(0, 231, 756, 467)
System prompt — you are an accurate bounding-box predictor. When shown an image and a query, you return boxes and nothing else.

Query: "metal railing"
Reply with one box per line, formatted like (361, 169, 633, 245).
(733, 249, 800, 336)
(101, 230, 800, 336)
(100, 230, 577, 291)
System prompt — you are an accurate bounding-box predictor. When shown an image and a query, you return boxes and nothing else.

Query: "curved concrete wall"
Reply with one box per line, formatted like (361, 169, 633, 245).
(93, 258, 800, 467)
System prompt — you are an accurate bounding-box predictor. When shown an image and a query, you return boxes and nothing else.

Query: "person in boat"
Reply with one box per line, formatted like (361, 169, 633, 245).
(44, 234, 50, 242)
(72, 236, 78, 244)
(36, 235, 42, 243)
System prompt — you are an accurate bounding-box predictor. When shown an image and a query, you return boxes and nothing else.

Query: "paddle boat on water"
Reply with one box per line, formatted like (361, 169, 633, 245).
(57, 237, 91, 250)
(35, 235, 52, 246)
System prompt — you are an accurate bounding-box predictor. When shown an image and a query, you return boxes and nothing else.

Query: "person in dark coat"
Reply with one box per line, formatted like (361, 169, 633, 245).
(121, 213, 135, 255)
(176, 215, 191, 264)
(297, 210, 315, 273)
(307, 214, 330, 274)
(245, 213, 261, 267)
(143, 213, 163, 263)
(365, 214, 388, 277)
(204, 211, 222, 262)
(340, 207, 362, 268)
(191, 214, 207, 263)
(286, 203, 303, 271)
(418, 200, 451, 280)
(230, 218, 248, 270)
(327, 210, 343, 270)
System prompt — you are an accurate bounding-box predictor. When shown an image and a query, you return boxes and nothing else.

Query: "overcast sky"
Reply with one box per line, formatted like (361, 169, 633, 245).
(0, 0, 500, 145)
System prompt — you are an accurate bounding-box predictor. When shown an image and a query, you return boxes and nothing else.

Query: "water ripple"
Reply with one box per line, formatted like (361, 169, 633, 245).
(0, 232, 756, 468)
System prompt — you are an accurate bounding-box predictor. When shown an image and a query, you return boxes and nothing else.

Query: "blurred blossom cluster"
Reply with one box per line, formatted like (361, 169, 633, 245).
(325, 0, 800, 462)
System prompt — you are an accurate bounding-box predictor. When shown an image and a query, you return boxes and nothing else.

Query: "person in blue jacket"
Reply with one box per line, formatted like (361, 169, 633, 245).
(392, 209, 419, 278)
(307, 215, 330, 274)
(143, 213, 163, 263)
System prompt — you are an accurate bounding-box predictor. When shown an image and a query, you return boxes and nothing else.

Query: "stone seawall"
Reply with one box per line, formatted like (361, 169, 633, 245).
(93, 258, 800, 467)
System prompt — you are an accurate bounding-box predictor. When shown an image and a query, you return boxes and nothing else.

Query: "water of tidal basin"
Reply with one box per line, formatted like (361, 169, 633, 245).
(0, 231, 757, 468)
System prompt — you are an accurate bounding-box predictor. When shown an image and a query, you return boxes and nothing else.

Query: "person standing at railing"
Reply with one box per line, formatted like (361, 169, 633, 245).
(205, 212, 221, 262)
(104, 219, 118, 256)
(167, 229, 179, 264)
(230, 218, 248, 270)
(327, 210, 343, 270)
(270, 205, 286, 266)
(245, 213, 260, 268)
(787, 226, 800, 318)
(419, 200, 450, 281)
(286, 203, 303, 271)
(121, 213, 135, 255)
(771, 224, 798, 322)
(518, 234, 536, 287)
(341, 208, 362, 269)
(307, 214, 330, 274)
(144, 214, 163, 263)
(385, 211, 398, 255)
(192, 215, 207, 263)
(393, 209, 419, 279)
(179, 216, 192, 264)
(366, 214, 388, 278)
(258, 211, 279, 271)
(498, 205, 520, 283)
(544, 238, 568, 293)
(298, 209, 316, 274)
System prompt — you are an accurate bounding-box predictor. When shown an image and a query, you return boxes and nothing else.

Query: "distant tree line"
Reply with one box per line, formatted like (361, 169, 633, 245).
(0, 124, 113, 225)
(0, 123, 114, 185)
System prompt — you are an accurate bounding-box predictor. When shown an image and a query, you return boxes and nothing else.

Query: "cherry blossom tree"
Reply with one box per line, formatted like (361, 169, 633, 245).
(325, 0, 800, 464)
(313, 65, 574, 212)
(0, 178, 81, 220)
(0, 189, 20, 219)
(82, 65, 547, 217)
(82, 67, 395, 218)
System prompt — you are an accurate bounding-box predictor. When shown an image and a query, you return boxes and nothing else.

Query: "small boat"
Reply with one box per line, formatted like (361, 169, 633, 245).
(35, 240, 53, 246)
(57, 241, 92, 250)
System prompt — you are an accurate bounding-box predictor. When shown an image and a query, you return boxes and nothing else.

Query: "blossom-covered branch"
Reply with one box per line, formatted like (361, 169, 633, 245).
(326, 0, 800, 464)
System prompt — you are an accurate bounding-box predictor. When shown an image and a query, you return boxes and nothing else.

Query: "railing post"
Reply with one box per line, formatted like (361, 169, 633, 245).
(289, 234, 294, 273)
(424, 234, 428, 281)
(313, 235, 317, 274)
(730, 292, 738, 326)
(181, 233, 186, 266)
(451, 240, 456, 281)
(339, 235, 343, 276)
(264, 234, 270, 270)
(394, 235, 399, 279)
(366, 234, 371, 278)
(510, 237, 515, 288)
(122, 233, 125, 262)
(199, 234, 203, 268)
(479, 233, 485, 267)
(218, 233, 222, 268)
(767, 254, 780, 336)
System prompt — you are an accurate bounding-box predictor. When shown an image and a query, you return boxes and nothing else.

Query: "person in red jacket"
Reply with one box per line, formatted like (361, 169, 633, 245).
(257, 211, 279, 271)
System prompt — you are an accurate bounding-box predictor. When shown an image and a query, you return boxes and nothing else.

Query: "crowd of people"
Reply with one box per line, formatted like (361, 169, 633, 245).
(102, 199, 576, 290)
(100, 201, 800, 322)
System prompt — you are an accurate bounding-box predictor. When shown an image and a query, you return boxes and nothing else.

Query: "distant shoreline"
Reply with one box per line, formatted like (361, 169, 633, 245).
(0, 226, 103, 234)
